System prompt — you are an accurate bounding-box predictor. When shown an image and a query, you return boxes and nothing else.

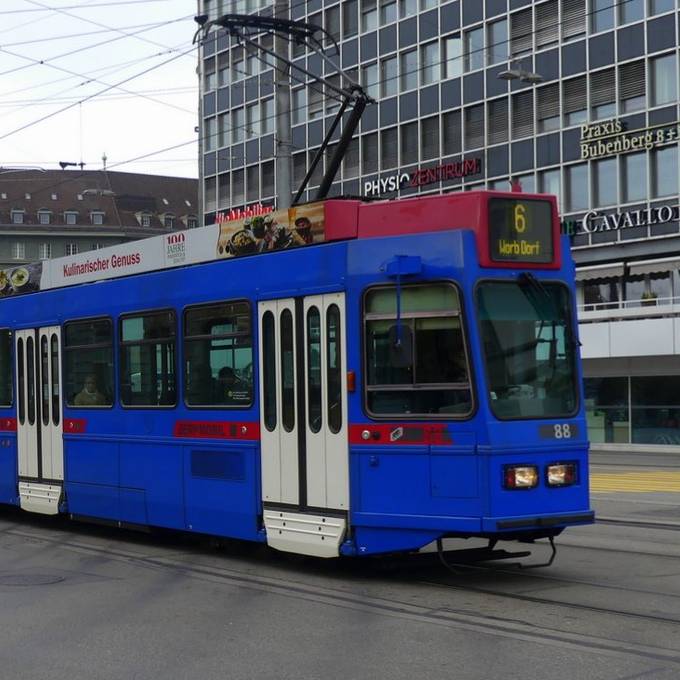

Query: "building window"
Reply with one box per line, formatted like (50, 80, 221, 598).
(38, 211, 51, 225)
(535, 1, 559, 48)
(400, 49, 418, 91)
(420, 116, 439, 161)
(562, 0, 586, 40)
(619, 60, 646, 113)
(620, 0, 644, 24)
(487, 19, 508, 64)
(565, 164, 589, 212)
(217, 52, 229, 88)
(362, 133, 379, 175)
(442, 110, 461, 155)
(583, 377, 628, 444)
(261, 98, 274, 135)
(292, 88, 307, 125)
(649, 0, 674, 15)
(39, 243, 51, 260)
(539, 169, 562, 211)
(362, 62, 379, 99)
(652, 147, 678, 198)
(183, 301, 253, 407)
(11, 210, 24, 225)
(621, 152, 647, 203)
(651, 54, 677, 107)
(92, 243, 104, 250)
(464, 105, 484, 150)
(246, 103, 260, 138)
(510, 8, 532, 56)
(120, 310, 176, 407)
(91, 212, 104, 226)
(379, 0, 396, 24)
(231, 108, 244, 143)
(593, 158, 618, 207)
(380, 127, 398, 170)
(232, 169, 245, 206)
(344, 139, 360, 178)
(400, 0, 417, 18)
(308, 86, 324, 120)
(141, 214, 151, 228)
(261, 161, 275, 197)
(64, 211, 78, 225)
(164, 214, 175, 229)
(400, 122, 418, 162)
(187, 216, 198, 229)
(537, 83, 560, 132)
(590, 68, 616, 120)
(464, 27, 484, 71)
(65, 243, 79, 256)
(591, 0, 614, 32)
(11, 242, 25, 260)
(487, 98, 508, 145)
(205, 117, 216, 152)
(246, 165, 259, 202)
(420, 41, 439, 86)
(361, 0, 377, 32)
(443, 35, 462, 80)
(563, 76, 587, 126)
(512, 90, 534, 139)
(343, 0, 358, 37)
(64, 318, 114, 408)
(381, 56, 398, 97)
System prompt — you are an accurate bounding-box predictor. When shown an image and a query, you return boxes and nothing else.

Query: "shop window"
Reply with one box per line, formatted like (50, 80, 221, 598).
(652, 147, 678, 198)
(64, 318, 114, 408)
(583, 277, 620, 310)
(632, 376, 680, 445)
(464, 27, 484, 71)
(593, 158, 618, 207)
(584, 377, 629, 444)
(120, 310, 176, 407)
(621, 152, 647, 203)
(381, 56, 398, 98)
(591, 0, 614, 32)
(651, 54, 677, 107)
(184, 301, 252, 407)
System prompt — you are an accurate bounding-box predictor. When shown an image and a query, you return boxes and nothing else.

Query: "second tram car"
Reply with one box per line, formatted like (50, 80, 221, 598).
(0, 191, 593, 559)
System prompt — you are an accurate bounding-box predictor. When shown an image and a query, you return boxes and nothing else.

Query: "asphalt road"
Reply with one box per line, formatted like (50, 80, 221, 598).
(1, 496, 679, 680)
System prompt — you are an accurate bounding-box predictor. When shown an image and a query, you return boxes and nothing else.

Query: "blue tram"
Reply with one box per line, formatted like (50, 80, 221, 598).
(0, 192, 593, 558)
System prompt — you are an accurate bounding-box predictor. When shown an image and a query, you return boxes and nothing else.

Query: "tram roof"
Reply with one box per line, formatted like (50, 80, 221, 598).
(0, 191, 558, 298)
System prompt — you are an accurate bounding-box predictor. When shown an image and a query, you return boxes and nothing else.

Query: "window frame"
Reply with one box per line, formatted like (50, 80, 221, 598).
(118, 308, 178, 409)
(63, 316, 115, 409)
(361, 280, 475, 420)
(182, 299, 254, 410)
(0, 329, 13, 408)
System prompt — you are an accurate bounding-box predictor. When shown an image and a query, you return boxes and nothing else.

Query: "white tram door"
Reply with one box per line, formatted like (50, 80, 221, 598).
(15, 327, 64, 514)
(258, 295, 349, 557)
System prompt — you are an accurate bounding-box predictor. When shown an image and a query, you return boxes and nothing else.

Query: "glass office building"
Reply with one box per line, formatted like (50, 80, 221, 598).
(198, 0, 680, 449)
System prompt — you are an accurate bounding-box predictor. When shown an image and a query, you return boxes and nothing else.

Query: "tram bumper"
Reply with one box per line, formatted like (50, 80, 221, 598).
(484, 509, 595, 533)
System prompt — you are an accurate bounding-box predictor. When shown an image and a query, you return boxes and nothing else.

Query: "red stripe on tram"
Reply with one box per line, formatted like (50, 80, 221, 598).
(0, 418, 17, 432)
(64, 418, 87, 434)
(173, 420, 260, 441)
(348, 423, 452, 445)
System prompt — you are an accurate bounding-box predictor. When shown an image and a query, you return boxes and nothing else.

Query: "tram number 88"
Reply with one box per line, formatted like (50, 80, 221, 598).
(539, 423, 578, 439)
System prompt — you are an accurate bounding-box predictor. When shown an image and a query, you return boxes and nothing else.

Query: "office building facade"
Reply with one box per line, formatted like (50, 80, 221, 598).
(198, 0, 680, 450)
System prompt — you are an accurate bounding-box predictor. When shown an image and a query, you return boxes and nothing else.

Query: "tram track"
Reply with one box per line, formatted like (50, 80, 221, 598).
(3, 514, 680, 668)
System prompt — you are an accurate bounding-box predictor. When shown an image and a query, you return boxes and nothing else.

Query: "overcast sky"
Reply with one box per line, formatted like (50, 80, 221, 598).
(1, 0, 199, 178)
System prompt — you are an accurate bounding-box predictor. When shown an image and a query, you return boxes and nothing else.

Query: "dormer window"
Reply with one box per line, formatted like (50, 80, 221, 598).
(187, 215, 198, 229)
(163, 213, 175, 229)
(90, 211, 105, 226)
(10, 209, 24, 225)
(38, 209, 51, 225)
(142, 213, 151, 227)
(64, 210, 78, 225)
(77, 194, 83, 201)
(1, 193, 7, 200)
(51, 193, 58, 200)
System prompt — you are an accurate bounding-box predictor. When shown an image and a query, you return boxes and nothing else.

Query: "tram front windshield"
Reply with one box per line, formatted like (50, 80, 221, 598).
(477, 280, 578, 419)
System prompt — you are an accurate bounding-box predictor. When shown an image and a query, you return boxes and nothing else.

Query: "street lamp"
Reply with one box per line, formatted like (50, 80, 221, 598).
(498, 59, 544, 84)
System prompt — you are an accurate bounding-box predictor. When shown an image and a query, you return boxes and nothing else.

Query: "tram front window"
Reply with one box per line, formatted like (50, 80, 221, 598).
(477, 280, 578, 419)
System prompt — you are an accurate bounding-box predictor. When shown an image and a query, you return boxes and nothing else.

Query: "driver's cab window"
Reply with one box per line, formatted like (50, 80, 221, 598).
(64, 318, 114, 407)
(183, 301, 253, 407)
(364, 283, 473, 417)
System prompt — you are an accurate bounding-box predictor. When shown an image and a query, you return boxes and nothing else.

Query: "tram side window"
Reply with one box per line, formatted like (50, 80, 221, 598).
(64, 319, 114, 407)
(184, 301, 253, 407)
(0, 330, 12, 407)
(120, 310, 176, 407)
(364, 283, 473, 417)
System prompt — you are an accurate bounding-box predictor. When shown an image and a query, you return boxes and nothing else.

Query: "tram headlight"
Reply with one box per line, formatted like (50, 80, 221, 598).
(546, 463, 577, 487)
(503, 465, 539, 490)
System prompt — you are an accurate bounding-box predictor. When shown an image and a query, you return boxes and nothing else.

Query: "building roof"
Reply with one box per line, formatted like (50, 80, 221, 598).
(0, 169, 198, 232)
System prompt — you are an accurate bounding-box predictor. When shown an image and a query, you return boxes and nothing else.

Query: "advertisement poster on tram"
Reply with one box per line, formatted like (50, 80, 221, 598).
(215, 202, 326, 258)
(0, 262, 43, 297)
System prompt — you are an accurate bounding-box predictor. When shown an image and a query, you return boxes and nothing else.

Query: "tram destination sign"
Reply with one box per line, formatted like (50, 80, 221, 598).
(488, 198, 554, 264)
